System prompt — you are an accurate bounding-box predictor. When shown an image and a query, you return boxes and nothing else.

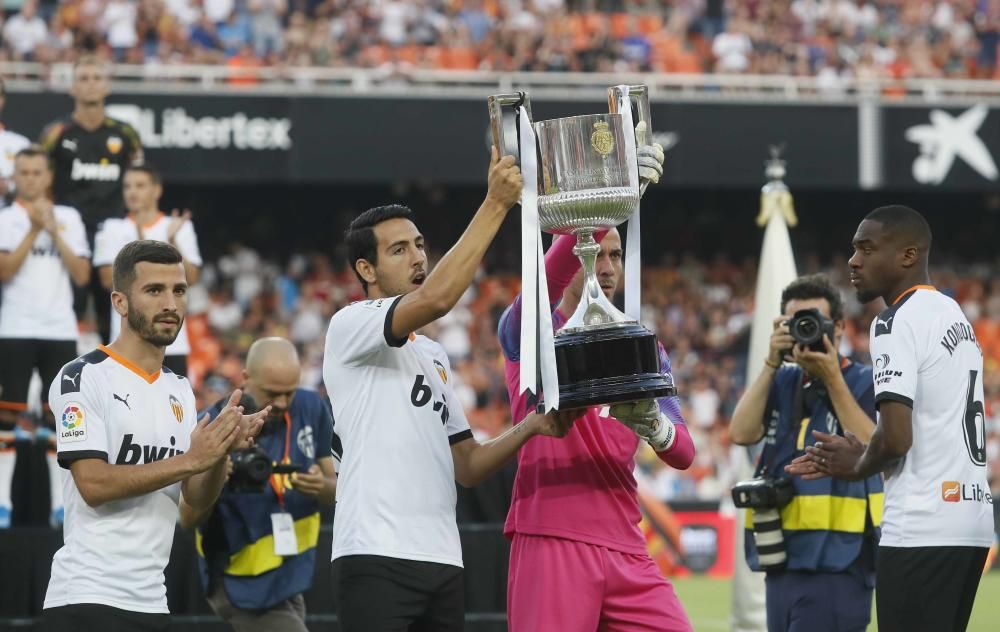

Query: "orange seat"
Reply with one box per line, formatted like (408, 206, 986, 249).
(397, 45, 423, 64)
(639, 14, 663, 35)
(610, 13, 629, 38)
(443, 46, 479, 70)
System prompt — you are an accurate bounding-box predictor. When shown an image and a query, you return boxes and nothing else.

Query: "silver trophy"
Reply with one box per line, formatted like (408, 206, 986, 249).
(488, 85, 675, 409)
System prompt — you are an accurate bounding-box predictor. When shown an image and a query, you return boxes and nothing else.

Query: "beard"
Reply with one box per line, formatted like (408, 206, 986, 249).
(854, 286, 883, 305)
(127, 308, 183, 347)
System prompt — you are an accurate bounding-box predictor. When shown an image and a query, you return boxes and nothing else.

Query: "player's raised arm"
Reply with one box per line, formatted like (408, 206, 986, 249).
(388, 147, 521, 338)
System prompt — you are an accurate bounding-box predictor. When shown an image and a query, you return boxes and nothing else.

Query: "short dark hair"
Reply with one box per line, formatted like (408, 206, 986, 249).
(15, 144, 50, 165)
(864, 205, 932, 255)
(781, 274, 844, 321)
(113, 240, 183, 293)
(74, 54, 108, 74)
(125, 163, 162, 185)
(344, 204, 414, 292)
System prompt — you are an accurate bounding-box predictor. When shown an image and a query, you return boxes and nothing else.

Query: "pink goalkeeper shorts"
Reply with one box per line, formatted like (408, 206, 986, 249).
(507, 534, 693, 632)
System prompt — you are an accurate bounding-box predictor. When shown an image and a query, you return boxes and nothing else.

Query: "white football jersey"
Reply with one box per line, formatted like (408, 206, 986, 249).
(44, 345, 198, 613)
(0, 202, 89, 340)
(870, 286, 993, 548)
(0, 126, 30, 190)
(93, 214, 202, 356)
(323, 297, 472, 567)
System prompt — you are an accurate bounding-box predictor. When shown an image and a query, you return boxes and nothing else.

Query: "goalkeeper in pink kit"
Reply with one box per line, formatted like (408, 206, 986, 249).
(497, 221, 696, 631)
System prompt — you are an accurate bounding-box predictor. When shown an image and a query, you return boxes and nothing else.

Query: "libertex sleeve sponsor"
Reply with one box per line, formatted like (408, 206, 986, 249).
(869, 307, 918, 409)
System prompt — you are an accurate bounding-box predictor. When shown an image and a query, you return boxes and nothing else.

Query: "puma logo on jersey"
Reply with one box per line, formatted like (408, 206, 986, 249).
(70, 158, 121, 182)
(62, 373, 79, 387)
(874, 312, 896, 337)
(113, 393, 131, 410)
(61, 139, 77, 152)
(115, 433, 184, 465)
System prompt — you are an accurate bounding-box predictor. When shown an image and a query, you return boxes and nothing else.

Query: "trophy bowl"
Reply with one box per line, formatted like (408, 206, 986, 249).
(535, 113, 641, 235)
(488, 86, 676, 410)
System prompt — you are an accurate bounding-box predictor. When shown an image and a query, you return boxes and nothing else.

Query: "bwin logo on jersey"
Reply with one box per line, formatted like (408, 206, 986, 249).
(116, 433, 185, 464)
(70, 158, 121, 182)
(905, 105, 999, 185)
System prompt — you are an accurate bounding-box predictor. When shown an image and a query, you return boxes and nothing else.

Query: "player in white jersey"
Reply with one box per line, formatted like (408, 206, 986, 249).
(42, 240, 269, 632)
(788, 206, 992, 632)
(0, 145, 90, 528)
(0, 79, 30, 200)
(93, 164, 202, 376)
(324, 148, 582, 631)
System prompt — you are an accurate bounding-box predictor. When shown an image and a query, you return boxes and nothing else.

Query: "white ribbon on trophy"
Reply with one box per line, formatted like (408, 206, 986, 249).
(615, 85, 642, 322)
(518, 106, 560, 412)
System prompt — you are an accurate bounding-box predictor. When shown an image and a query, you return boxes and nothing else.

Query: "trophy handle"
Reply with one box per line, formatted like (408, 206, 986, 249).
(487, 92, 532, 166)
(608, 85, 652, 195)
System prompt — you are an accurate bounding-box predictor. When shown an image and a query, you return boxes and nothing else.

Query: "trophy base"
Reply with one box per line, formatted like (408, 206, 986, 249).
(547, 322, 676, 410)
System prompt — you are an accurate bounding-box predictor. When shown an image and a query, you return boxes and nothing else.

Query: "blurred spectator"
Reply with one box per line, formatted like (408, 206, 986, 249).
(248, 0, 286, 58)
(5, 0, 1000, 79)
(100, 0, 138, 61)
(4, 0, 48, 60)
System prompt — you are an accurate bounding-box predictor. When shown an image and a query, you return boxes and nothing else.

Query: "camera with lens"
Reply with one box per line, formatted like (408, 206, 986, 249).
(229, 446, 302, 493)
(784, 308, 835, 357)
(732, 477, 795, 570)
(215, 392, 303, 493)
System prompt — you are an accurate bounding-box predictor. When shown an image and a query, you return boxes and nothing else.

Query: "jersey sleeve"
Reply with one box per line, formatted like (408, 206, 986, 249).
(870, 311, 919, 409)
(0, 211, 17, 252)
(174, 220, 203, 266)
(49, 361, 112, 468)
(39, 120, 65, 153)
(655, 342, 686, 425)
(92, 220, 120, 266)
(121, 122, 144, 165)
(326, 296, 407, 366)
(61, 208, 90, 258)
(314, 395, 335, 460)
(439, 354, 472, 444)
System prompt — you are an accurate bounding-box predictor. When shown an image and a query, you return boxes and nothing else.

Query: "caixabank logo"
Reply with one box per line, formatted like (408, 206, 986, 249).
(941, 480, 993, 505)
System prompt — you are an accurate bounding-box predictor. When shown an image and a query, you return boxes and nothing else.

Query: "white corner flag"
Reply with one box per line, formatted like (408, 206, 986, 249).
(730, 174, 798, 632)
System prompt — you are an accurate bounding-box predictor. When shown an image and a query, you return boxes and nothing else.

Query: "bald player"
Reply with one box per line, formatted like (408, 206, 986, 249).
(193, 337, 338, 632)
(788, 205, 993, 632)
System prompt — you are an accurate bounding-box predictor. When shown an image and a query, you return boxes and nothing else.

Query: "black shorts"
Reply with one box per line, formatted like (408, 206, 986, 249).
(876, 545, 989, 632)
(0, 338, 77, 412)
(163, 354, 188, 377)
(42, 603, 169, 632)
(332, 555, 464, 632)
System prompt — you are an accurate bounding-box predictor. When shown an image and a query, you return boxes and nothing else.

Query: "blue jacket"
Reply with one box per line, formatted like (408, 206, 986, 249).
(744, 362, 883, 583)
(196, 388, 335, 610)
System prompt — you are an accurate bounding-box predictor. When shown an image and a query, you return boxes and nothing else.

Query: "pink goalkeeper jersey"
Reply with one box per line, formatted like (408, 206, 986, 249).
(497, 235, 694, 555)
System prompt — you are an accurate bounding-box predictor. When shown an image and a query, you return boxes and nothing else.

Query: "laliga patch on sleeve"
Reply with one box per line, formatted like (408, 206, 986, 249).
(59, 402, 88, 443)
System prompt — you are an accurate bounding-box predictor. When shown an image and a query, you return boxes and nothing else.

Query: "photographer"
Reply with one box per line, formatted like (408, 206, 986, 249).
(192, 338, 337, 632)
(729, 274, 882, 632)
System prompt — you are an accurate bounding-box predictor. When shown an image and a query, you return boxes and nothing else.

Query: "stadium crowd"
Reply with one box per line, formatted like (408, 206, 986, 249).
(1, 0, 1000, 79)
(117, 244, 1000, 505)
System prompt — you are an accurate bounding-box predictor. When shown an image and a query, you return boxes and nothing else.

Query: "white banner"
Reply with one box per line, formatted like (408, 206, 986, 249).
(517, 107, 559, 411)
(616, 86, 642, 322)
